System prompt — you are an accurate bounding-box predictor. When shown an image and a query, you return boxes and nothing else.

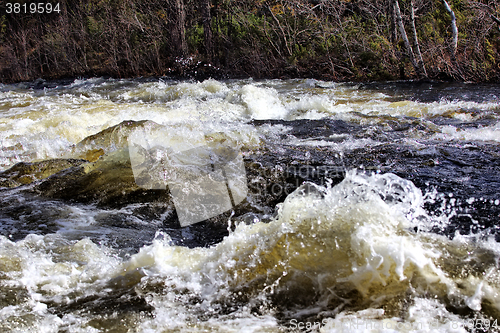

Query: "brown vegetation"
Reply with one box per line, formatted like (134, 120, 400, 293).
(1, 0, 499, 83)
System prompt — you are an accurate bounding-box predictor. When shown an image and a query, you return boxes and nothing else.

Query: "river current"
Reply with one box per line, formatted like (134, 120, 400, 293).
(0, 78, 499, 332)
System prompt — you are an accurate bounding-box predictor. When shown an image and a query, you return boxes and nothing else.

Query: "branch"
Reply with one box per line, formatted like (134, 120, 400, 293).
(267, 5, 292, 57)
(492, 15, 500, 25)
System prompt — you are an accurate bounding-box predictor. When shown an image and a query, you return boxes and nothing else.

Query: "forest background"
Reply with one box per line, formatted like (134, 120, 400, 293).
(1, 0, 500, 83)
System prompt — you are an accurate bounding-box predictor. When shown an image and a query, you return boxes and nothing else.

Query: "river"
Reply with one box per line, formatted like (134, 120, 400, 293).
(0, 78, 499, 332)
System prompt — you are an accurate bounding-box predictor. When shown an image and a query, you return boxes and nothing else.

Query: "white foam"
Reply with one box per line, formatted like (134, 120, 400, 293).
(237, 84, 289, 120)
(0, 234, 121, 332)
(320, 298, 468, 332)
(2, 79, 499, 170)
(434, 122, 500, 142)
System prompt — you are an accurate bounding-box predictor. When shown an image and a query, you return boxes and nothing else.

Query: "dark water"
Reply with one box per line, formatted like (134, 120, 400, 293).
(0, 78, 499, 332)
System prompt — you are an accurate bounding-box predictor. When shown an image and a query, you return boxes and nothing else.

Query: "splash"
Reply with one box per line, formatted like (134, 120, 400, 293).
(0, 170, 499, 331)
(120, 171, 499, 330)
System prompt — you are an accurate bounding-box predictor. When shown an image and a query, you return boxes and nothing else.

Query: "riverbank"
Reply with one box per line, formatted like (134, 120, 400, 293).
(1, 0, 500, 84)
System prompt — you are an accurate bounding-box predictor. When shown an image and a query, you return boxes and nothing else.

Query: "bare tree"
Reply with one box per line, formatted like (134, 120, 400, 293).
(267, 3, 292, 57)
(409, 0, 427, 77)
(491, 14, 500, 32)
(441, 0, 458, 60)
(393, 0, 425, 78)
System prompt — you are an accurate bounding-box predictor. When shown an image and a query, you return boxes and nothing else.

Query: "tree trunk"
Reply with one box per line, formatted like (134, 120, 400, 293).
(393, 0, 424, 78)
(172, 0, 188, 56)
(390, 1, 398, 45)
(441, 0, 458, 60)
(492, 15, 500, 32)
(200, 0, 213, 62)
(409, 0, 427, 77)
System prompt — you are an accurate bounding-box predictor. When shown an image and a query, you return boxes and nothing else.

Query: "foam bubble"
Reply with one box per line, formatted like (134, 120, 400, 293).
(238, 85, 288, 120)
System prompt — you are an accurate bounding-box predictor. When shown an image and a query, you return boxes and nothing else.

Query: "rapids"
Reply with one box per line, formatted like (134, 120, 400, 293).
(0, 78, 499, 332)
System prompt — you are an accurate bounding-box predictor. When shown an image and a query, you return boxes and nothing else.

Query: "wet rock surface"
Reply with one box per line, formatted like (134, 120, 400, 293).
(31, 149, 171, 208)
(0, 159, 87, 188)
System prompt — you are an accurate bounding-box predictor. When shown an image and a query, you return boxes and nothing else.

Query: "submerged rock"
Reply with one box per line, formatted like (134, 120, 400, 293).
(72, 119, 153, 161)
(0, 159, 87, 188)
(32, 148, 171, 208)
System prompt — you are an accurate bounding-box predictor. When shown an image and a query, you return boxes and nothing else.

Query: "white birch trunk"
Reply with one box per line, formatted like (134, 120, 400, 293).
(410, 0, 427, 77)
(441, 0, 458, 59)
(393, 0, 423, 78)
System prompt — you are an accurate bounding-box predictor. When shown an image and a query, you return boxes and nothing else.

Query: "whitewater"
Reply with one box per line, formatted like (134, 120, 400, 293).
(0, 78, 499, 332)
